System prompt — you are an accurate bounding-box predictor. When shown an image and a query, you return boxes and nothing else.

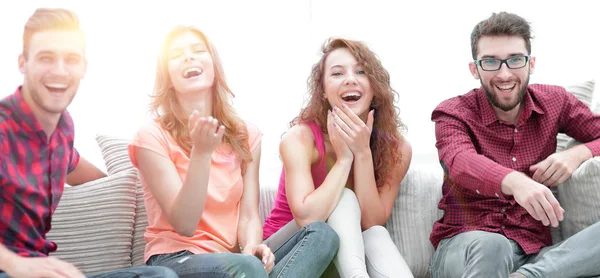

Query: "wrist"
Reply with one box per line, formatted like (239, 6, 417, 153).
(190, 148, 212, 161)
(354, 149, 372, 160)
(0, 251, 18, 272)
(500, 171, 521, 195)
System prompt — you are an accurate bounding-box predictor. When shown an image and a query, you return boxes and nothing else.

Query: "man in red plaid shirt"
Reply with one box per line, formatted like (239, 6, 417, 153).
(0, 8, 177, 278)
(429, 12, 600, 278)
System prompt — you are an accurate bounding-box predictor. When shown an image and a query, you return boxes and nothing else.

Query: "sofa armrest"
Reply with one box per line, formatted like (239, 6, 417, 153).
(558, 155, 600, 239)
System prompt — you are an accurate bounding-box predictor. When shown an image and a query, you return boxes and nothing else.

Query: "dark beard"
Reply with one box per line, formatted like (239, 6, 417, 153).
(481, 74, 529, 112)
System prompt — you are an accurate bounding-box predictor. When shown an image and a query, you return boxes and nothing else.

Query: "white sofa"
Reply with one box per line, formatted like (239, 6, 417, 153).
(47, 81, 600, 277)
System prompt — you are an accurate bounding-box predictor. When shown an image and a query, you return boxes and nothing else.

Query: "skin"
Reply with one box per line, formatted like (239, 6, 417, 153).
(469, 35, 592, 227)
(134, 31, 273, 272)
(283, 48, 412, 231)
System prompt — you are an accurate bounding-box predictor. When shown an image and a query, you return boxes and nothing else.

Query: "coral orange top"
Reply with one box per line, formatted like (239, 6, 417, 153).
(128, 120, 262, 263)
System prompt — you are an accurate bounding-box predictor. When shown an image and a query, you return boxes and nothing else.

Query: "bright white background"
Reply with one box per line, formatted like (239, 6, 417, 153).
(1, 1, 599, 186)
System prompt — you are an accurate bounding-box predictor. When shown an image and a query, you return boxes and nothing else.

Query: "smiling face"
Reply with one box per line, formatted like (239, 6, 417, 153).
(19, 29, 86, 115)
(469, 35, 535, 112)
(166, 31, 215, 97)
(323, 48, 374, 119)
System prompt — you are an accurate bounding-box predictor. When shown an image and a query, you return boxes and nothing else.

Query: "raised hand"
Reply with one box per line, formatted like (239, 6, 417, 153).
(6, 256, 85, 278)
(330, 104, 374, 156)
(243, 244, 274, 274)
(327, 109, 353, 162)
(188, 110, 226, 155)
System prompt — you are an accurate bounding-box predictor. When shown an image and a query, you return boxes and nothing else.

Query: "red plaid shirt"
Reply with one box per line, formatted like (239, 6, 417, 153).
(430, 84, 600, 254)
(0, 87, 80, 257)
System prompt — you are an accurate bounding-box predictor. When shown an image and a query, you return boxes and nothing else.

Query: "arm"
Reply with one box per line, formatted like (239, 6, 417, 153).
(134, 115, 224, 237)
(0, 244, 84, 278)
(559, 91, 600, 156)
(237, 143, 264, 250)
(66, 156, 106, 186)
(237, 143, 274, 273)
(433, 112, 513, 198)
(135, 148, 211, 237)
(284, 120, 353, 227)
(353, 140, 412, 230)
(529, 91, 600, 186)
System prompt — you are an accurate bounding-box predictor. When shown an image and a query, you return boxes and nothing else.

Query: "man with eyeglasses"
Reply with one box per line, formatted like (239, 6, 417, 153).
(429, 12, 600, 278)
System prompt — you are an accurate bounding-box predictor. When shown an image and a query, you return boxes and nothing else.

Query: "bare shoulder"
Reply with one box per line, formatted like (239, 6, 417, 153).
(398, 136, 413, 166)
(280, 124, 319, 164)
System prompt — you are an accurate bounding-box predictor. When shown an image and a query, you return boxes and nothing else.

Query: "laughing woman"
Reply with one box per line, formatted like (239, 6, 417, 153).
(128, 26, 339, 278)
(263, 38, 414, 278)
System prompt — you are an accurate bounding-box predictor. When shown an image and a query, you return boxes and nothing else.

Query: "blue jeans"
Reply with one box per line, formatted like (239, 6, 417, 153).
(430, 221, 600, 278)
(0, 265, 176, 278)
(268, 221, 339, 277)
(147, 250, 267, 278)
(148, 221, 339, 278)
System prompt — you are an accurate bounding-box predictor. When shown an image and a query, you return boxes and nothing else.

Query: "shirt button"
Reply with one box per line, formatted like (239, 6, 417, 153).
(514, 129, 518, 133)
(512, 157, 517, 162)
(501, 225, 506, 230)
(502, 208, 506, 212)
(476, 189, 481, 194)
(495, 193, 500, 198)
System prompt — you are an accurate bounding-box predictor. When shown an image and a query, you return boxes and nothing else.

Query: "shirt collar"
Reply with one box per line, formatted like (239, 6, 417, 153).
(10, 86, 71, 138)
(477, 86, 545, 126)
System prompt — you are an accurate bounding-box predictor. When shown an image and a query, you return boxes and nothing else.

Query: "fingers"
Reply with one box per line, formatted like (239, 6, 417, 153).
(332, 107, 355, 137)
(255, 245, 275, 274)
(188, 110, 199, 130)
(530, 158, 552, 183)
(366, 110, 374, 131)
(337, 103, 363, 126)
(545, 190, 564, 223)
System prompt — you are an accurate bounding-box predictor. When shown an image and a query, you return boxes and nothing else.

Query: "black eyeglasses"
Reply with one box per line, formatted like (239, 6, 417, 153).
(474, 55, 530, 71)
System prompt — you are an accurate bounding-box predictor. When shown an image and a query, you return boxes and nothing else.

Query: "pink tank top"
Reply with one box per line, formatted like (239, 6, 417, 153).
(263, 122, 328, 239)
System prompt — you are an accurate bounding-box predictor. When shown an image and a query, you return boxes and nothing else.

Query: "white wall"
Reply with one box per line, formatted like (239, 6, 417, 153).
(1, 0, 599, 185)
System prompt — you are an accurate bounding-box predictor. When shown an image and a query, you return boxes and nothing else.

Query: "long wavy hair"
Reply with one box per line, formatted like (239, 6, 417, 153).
(292, 38, 406, 187)
(150, 26, 252, 173)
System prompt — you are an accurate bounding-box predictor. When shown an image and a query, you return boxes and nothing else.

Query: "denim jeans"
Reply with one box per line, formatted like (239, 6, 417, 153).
(0, 265, 177, 278)
(430, 221, 600, 278)
(265, 221, 340, 277)
(147, 250, 268, 278)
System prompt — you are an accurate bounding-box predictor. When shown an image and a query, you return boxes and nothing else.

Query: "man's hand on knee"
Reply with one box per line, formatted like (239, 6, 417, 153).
(502, 171, 564, 227)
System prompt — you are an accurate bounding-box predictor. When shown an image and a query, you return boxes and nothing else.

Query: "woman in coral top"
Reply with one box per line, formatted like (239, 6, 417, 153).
(128, 26, 339, 278)
(262, 38, 414, 278)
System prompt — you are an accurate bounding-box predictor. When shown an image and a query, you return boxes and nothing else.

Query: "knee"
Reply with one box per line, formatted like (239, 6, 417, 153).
(306, 221, 340, 256)
(363, 225, 388, 236)
(231, 255, 268, 277)
(148, 266, 178, 278)
(468, 232, 512, 258)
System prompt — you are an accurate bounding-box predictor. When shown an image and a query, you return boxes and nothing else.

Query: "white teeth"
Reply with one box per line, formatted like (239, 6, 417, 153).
(496, 84, 515, 90)
(341, 91, 361, 98)
(45, 83, 68, 89)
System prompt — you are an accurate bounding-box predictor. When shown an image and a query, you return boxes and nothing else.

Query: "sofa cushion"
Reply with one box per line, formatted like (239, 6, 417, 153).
(95, 133, 147, 266)
(558, 154, 600, 239)
(96, 134, 135, 175)
(385, 163, 444, 278)
(558, 99, 600, 240)
(47, 169, 138, 275)
(556, 80, 596, 152)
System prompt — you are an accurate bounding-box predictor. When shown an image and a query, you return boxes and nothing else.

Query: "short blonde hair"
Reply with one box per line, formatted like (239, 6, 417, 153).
(23, 8, 83, 57)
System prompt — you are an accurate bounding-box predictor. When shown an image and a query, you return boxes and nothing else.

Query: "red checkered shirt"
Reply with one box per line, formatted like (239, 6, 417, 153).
(430, 84, 600, 254)
(0, 87, 80, 257)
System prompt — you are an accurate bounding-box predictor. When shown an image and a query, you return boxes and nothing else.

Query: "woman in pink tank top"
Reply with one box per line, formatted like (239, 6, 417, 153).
(263, 38, 414, 278)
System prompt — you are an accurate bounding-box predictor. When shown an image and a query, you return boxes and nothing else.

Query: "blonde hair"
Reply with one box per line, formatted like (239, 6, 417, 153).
(293, 38, 406, 187)
(150, 26, 252, 173)
(23, 8, 83, 57)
